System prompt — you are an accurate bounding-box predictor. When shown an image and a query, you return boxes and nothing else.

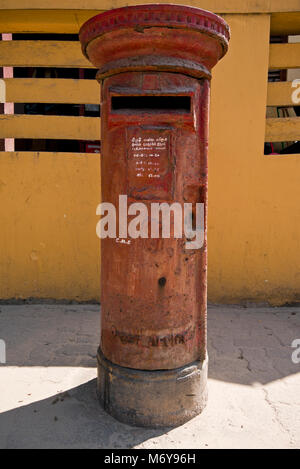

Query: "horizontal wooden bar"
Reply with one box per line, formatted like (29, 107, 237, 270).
(265, 117, 300, 142)
(5, 80, 296, 109)
(0, 151, 99, 157)
(266, 153, 300, 157)
(0, 0, 299, 13)
(0, 114, 100, 140)
(0, 9, 102, 34)
(1, 28, 298, 74)
(3, 78, 100, 104)
(269, 43, 300, 70)
(267, 81, 298, 106)
(0, 40, 92, 68)
(270, 12, 300, 35)
(1, 39, 294, 72)
(0, 9, 299, 35)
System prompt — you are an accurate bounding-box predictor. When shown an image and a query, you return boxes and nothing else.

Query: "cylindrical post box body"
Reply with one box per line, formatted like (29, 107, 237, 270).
(80, 4, 229, 427)
(101, 71, 209, 371)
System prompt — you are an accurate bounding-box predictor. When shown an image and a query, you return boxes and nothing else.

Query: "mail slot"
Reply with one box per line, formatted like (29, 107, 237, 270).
(80, 4, 230, 427)
(111, 95, 192, 112)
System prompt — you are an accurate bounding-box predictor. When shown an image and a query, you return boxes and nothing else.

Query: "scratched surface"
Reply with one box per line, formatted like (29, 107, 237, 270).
(79, 4, 229, 371)
(99, 72, 209, 370)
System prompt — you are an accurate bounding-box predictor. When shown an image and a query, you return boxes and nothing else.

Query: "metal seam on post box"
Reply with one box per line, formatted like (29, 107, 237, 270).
(95, 57, 212, 81)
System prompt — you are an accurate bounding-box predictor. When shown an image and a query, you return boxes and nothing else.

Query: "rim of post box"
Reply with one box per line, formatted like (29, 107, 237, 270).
(79, 4, 230, 80)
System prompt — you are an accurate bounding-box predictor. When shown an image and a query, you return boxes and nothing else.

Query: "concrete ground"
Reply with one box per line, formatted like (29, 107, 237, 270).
(0, 304, 299, 449)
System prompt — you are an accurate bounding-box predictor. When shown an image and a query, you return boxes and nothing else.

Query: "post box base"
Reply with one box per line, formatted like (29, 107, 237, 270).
(97, 348, 208, 428)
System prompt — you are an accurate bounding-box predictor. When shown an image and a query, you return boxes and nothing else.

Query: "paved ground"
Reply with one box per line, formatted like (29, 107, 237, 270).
(0, 304, 299, 449)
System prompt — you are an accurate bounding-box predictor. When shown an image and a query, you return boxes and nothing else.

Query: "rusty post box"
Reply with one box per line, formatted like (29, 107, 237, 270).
(80, 4, 229, 427)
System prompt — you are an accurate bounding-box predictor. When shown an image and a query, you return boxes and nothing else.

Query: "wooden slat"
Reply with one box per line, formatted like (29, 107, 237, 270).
(265, 117, 300, 142)
(267, 81, 297, 106)
(0, 151, 98, 157)
(0, 0, 299, 13)
(0, 9, 300, 35)
(3, 78, 99, 104)
(5, 80, 296, 109)
(270, 12, 300, 35)
(0, 41, 92, 68)
(0, 10, 103, 34)
(0, 114, 100, 140)
(269, 43, 300, 70)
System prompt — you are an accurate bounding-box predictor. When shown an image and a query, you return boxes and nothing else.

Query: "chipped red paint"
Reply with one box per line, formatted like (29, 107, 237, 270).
(99, 72, 209, 369)
(79, 5, 229, 371)
(79, 4, 230, 59)
(79, 4, 229, 81)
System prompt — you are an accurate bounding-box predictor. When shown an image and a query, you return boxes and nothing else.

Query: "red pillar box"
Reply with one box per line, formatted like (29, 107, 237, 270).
(80, 4, 229, 427)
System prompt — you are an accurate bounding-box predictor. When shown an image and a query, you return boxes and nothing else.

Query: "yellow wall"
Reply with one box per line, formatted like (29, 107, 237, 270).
(0, 152, 100, 301)
(0, 7, 299, 305)
(209, 14, 300, 305)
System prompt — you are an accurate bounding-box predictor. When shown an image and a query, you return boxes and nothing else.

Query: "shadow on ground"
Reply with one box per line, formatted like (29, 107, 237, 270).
(0, 304, 299, 385)
(0, 379, 169, 449)
(0, 304, 299, 448)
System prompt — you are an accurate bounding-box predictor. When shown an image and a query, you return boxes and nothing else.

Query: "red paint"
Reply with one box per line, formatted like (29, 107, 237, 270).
(79, 5, 229, 370)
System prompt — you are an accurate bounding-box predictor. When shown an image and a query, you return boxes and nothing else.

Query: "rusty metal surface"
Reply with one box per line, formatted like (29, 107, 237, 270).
(97, 347, 208, 428)
(99, 71, 209, 370)
(79, 5, 229, 371)
(79, 4, 230, 81)
(79, 4, 230, 58)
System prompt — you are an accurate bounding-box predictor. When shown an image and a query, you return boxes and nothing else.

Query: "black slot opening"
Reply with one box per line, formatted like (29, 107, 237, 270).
(111, 95, 191, 113)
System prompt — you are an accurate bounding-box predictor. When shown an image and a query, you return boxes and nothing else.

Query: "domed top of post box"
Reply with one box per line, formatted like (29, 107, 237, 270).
(79, 4, 230, 80)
